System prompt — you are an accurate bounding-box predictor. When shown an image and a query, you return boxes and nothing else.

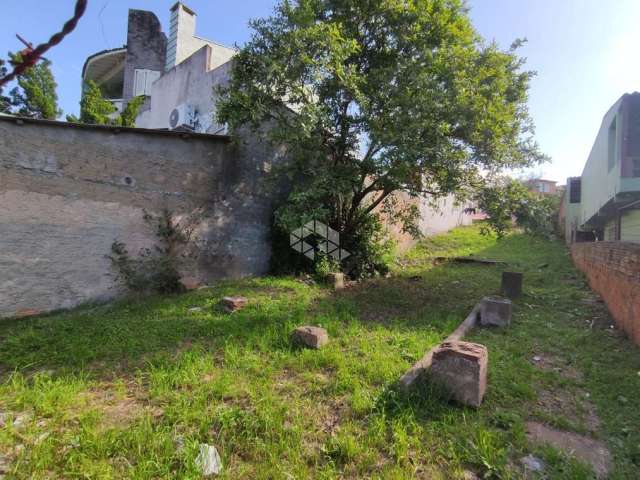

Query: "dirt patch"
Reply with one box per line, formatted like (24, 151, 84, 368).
(100, 397, 146, 428)
(532, 353, 583, 382)
(535, 389, 600, 434)
(82, 383, 162, 430)
(577, 294, 627, 337)
(525, 421, 611, 478)
(336, 277, 441, 324)
(319, 399, 349, 435)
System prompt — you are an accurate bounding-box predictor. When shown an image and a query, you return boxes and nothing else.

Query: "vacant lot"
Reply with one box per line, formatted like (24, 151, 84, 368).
(1, 226, 639, 478)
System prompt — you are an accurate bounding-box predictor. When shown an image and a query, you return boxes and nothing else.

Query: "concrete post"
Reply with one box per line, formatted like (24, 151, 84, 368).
(480, 295, 512, 327)
(501, 271, 523, 299)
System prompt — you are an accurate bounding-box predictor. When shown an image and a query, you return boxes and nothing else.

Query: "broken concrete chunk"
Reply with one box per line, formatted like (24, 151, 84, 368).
(195, 443, 222, 476)
(326, 272, 345, 290)
(173, 434, 185, 453)
(220, 296, 247, 313)
(520, 454, 545, 473)
(291, 326, 329, 349)
(179, 277, 202, 291)
(480, 295, 512, 327)
(461, 470, 481, 480)
(430, 341, 488, 407)
(12, 413, 31, 430)
(0, 452, 10, 475)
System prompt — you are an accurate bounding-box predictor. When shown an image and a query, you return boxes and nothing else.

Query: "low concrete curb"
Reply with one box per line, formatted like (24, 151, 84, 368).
(399, 303, 481, 389)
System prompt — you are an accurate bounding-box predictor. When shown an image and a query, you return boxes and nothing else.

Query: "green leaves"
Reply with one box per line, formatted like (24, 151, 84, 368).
(218, 0, 546, 276)
(474, 177, 557, 239)
(7, 53, 61, 119)
(69, 81, 144, 127)
(74, 80, 116, 125)
(0, 59, 11, 113)
(118, 95, 145, 127)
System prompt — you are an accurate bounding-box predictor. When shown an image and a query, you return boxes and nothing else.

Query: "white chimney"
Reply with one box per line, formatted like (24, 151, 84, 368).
(165, 2, 197, 71)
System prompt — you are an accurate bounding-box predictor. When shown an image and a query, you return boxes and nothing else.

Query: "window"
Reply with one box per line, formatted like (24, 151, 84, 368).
(133, 69, 161, 96)
(536, 182, 550, 193)
(608, 117, 617, 171)
(569, 178, 581, 204)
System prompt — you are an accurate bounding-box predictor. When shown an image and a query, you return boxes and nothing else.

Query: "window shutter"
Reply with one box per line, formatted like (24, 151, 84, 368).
(145, 71, 160, 95)
(134, 69, 146, 96)
(134, 69, 160, 96)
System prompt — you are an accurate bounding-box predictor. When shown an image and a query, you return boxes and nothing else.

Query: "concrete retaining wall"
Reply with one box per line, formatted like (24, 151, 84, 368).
(0, 116, 285, 318)
(380, 191, 473, 252)
(571, 242, 640, 343)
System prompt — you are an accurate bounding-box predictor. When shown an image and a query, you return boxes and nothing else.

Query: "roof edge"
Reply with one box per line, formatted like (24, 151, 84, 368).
(81, 46, 127, 79)
(0, 115, 231, 141)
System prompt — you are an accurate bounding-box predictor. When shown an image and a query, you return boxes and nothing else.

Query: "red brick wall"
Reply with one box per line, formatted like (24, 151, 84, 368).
(571, 242, 640, 344)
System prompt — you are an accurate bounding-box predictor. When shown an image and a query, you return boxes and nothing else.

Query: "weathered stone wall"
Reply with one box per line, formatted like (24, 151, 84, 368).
(136, 46, 231, 134)
(0, 117, 285, 319)
(571, 242, 640, 343)
(122, 9, 167, 103)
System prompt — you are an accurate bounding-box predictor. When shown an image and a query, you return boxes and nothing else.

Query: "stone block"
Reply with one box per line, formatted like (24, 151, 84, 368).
(291, 326, 329, 349)
(195, 443, 222, 476)
(430, 341, 488, 407)
(15, 308, 41, 318)
(180, 276, 202, 291)
(501, 271, 523, 298)
(480, 295, 512, 327)
(327, 272, 345, 290)
(220, 296, 248, 313)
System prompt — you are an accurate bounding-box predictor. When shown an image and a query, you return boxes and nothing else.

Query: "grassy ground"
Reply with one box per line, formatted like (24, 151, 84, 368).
(1, 225, 640, 478)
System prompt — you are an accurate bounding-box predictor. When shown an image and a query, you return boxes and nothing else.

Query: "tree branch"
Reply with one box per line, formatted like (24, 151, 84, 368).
(361, 188, 392, 217)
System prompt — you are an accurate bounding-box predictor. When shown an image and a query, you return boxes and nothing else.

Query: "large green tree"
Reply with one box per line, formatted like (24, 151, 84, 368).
(218, 0, 545, 275)
(9, 53, 61, 119)
(0, 59, 10, 113)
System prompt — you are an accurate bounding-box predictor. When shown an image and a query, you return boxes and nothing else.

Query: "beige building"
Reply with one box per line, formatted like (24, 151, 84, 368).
(526, 178, 558, 196)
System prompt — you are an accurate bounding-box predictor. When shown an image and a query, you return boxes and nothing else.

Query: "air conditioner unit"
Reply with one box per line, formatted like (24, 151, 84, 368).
(168, 104, 196, 130)
(190, 110, 227, 135)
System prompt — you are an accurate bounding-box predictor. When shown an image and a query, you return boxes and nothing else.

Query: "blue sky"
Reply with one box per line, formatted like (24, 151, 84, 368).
(2, 0, 639, 183)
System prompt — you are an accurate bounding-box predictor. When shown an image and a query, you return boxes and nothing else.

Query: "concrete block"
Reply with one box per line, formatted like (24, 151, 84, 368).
(501, 271, 523, 298)
(327, 272, 345, 290)
(220, 296, 248, 313)
(180, 276, 202, 291)
(430, 341, 488, 407)
(291, 326, 329, 349)
(480, 295, 512, 327)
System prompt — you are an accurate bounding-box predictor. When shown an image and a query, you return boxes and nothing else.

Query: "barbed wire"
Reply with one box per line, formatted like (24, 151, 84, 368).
(0, 0, 88, 87)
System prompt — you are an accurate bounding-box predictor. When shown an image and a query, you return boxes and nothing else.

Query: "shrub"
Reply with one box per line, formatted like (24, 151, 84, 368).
(109, 209, 201, 294)
(475, 177, 556, 239)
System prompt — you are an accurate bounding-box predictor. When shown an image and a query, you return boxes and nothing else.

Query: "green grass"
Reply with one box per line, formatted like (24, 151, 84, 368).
(1, 225, 640, 478)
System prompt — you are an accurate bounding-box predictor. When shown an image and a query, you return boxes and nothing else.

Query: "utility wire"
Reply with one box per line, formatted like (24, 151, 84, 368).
(0, 0, 88, 87)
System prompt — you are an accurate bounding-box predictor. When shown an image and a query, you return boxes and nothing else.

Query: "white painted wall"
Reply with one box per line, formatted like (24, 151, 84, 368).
(136, 46, 231, 134)
(381, 191, 474, 252)
(418, 194, 473, 235)
(165, 3, 236, 72)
